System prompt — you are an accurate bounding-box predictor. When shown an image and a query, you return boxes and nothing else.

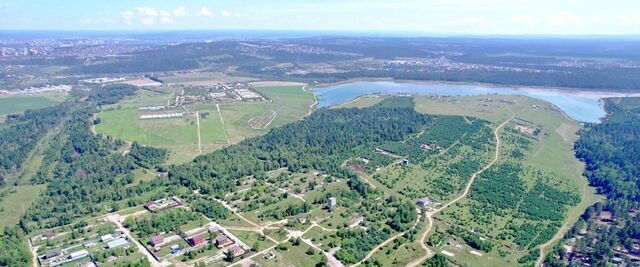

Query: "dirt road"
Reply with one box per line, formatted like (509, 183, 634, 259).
(407, 114, 513, 267)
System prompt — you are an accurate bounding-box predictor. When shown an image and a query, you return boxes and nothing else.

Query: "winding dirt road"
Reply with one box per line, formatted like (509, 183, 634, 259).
(407, 114, 513, 267)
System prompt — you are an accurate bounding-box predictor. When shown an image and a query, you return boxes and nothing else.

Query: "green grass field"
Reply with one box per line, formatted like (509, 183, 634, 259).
(0, 185, 46, 229)
(95, 84, 314, 164)
(253, 241, 325, 267)
(0, 95, 64, 117)
(95, 108, 199, 163)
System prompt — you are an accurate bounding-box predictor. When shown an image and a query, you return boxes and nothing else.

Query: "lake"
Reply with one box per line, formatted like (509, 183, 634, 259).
(312, 81, 633, 123)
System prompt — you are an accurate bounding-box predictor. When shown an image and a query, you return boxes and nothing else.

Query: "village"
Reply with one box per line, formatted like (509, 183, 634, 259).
(29, 196, 253, 267)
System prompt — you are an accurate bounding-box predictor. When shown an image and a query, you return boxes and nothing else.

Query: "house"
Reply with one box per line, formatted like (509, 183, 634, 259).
(228, 245, 246, 258)
(170, 245, 180, 254)
(416, 197, 439, 210)
(420, 144, 433, 150)
(107, 237, 129, 249)
(400, 159, 409, 166)
(68, 250, 89, 261)
(599, 211, 613, 222)
(100, 234, 114, 243)
(143, 201, 156, 210)
(216, 235, 234, 248)
(189, 235, 206, 247)
(263, 251, 277, 260)
(327, 197, 337, 210)
(44, 232, 56, 240)
(43, 249, 61, 259)
(208, 225, 220, 233)
(150, 235, 164, 247)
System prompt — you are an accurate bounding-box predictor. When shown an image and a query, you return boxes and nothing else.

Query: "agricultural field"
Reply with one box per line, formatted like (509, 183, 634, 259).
(95, 108, 199, 163)
(94, 84, 314, 163)
(0, 94, 65, 120)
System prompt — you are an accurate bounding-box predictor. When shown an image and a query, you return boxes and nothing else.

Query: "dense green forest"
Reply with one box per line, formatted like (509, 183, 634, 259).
(21, 108, 173, 230)
(0, 104, 70, 184)
(0, 226, 31, 266)
(169, 97, 433, 198)
(128, 142, 169, 169)
(545, 98, 640, 266)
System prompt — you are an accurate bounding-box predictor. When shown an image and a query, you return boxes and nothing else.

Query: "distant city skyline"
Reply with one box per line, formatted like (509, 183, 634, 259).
(1, 0, 640, 35)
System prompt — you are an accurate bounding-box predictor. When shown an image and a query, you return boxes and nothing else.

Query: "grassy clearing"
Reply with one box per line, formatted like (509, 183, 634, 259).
(0, 94, 64, 116)
(111, 86, 177, 109)
(96, 108, 199, 163)
(253, 241, 325, 267)
(331, 95, 385, 109)
(95, 84, 314, 164)
(229, 230, 276, 252)
(0, 185, 45, 228)
(220, 85, 314, 143)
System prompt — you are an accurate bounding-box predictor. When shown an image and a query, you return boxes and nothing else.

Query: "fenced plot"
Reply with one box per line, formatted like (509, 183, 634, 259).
(247, 110, 277, 129)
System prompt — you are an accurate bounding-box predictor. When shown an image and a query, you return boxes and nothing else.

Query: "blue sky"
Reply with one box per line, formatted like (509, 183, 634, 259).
(1, 0, 640, 35)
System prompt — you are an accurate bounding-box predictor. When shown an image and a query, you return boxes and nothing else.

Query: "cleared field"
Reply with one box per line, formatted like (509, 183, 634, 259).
(107, 86, 178, 109)
(95, 84, 314, 164)
(0, 185, 46, 229)
(95, 108, 199, 163)
(331, 95, 385, 109)
(219, 85, 314, 142)
(0, 95, 64, 116)
(252, 241, 325, 267)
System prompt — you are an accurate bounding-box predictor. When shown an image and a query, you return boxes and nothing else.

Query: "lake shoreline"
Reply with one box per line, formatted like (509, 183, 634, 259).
(311, 78, 640, 99)
(312, 80, 631, 122)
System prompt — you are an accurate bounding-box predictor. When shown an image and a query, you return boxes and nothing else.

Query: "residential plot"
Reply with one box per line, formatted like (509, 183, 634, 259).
(30, 219, 143, 267)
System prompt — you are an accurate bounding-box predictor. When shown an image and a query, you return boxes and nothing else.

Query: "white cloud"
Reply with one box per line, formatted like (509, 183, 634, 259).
(173, 6, 186, 17)
(221, 10, 230, 17)
(0, 2, 8, 9)
(121, 10, 134, 25)
(547, 12, 589, 26)
(509, 15, 539, 25)
(121, 6, 188, 26)
(160, 16, 175, 25)
(135, 6, 158, 17)
(197, 6, 213, 17)
(140, 17, 155, 26)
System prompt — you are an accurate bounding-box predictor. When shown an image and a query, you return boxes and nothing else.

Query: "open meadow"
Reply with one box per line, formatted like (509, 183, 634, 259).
(0, 94, 65, 121)
(95, 84, 314, 163)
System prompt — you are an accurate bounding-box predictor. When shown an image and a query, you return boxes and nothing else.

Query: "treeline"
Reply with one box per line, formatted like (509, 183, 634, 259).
(0, 226, 31, 266)
(88, 83, 138, 106)
(0, 103, 70, 183)
(128, 142, 168, 169)
(124, 209, 200, 237)
(189, 198, 230, 221)
(546, 98, 640, 266)
(334, 226, 392, 264)
(292, 68, 640, 91)
(22, 110, 171, 229)
(169, 97, 432, 198)
(447, 226, 493, 252)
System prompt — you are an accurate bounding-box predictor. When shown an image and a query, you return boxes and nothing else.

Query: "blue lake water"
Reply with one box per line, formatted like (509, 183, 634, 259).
(313, 81, 608, 123)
